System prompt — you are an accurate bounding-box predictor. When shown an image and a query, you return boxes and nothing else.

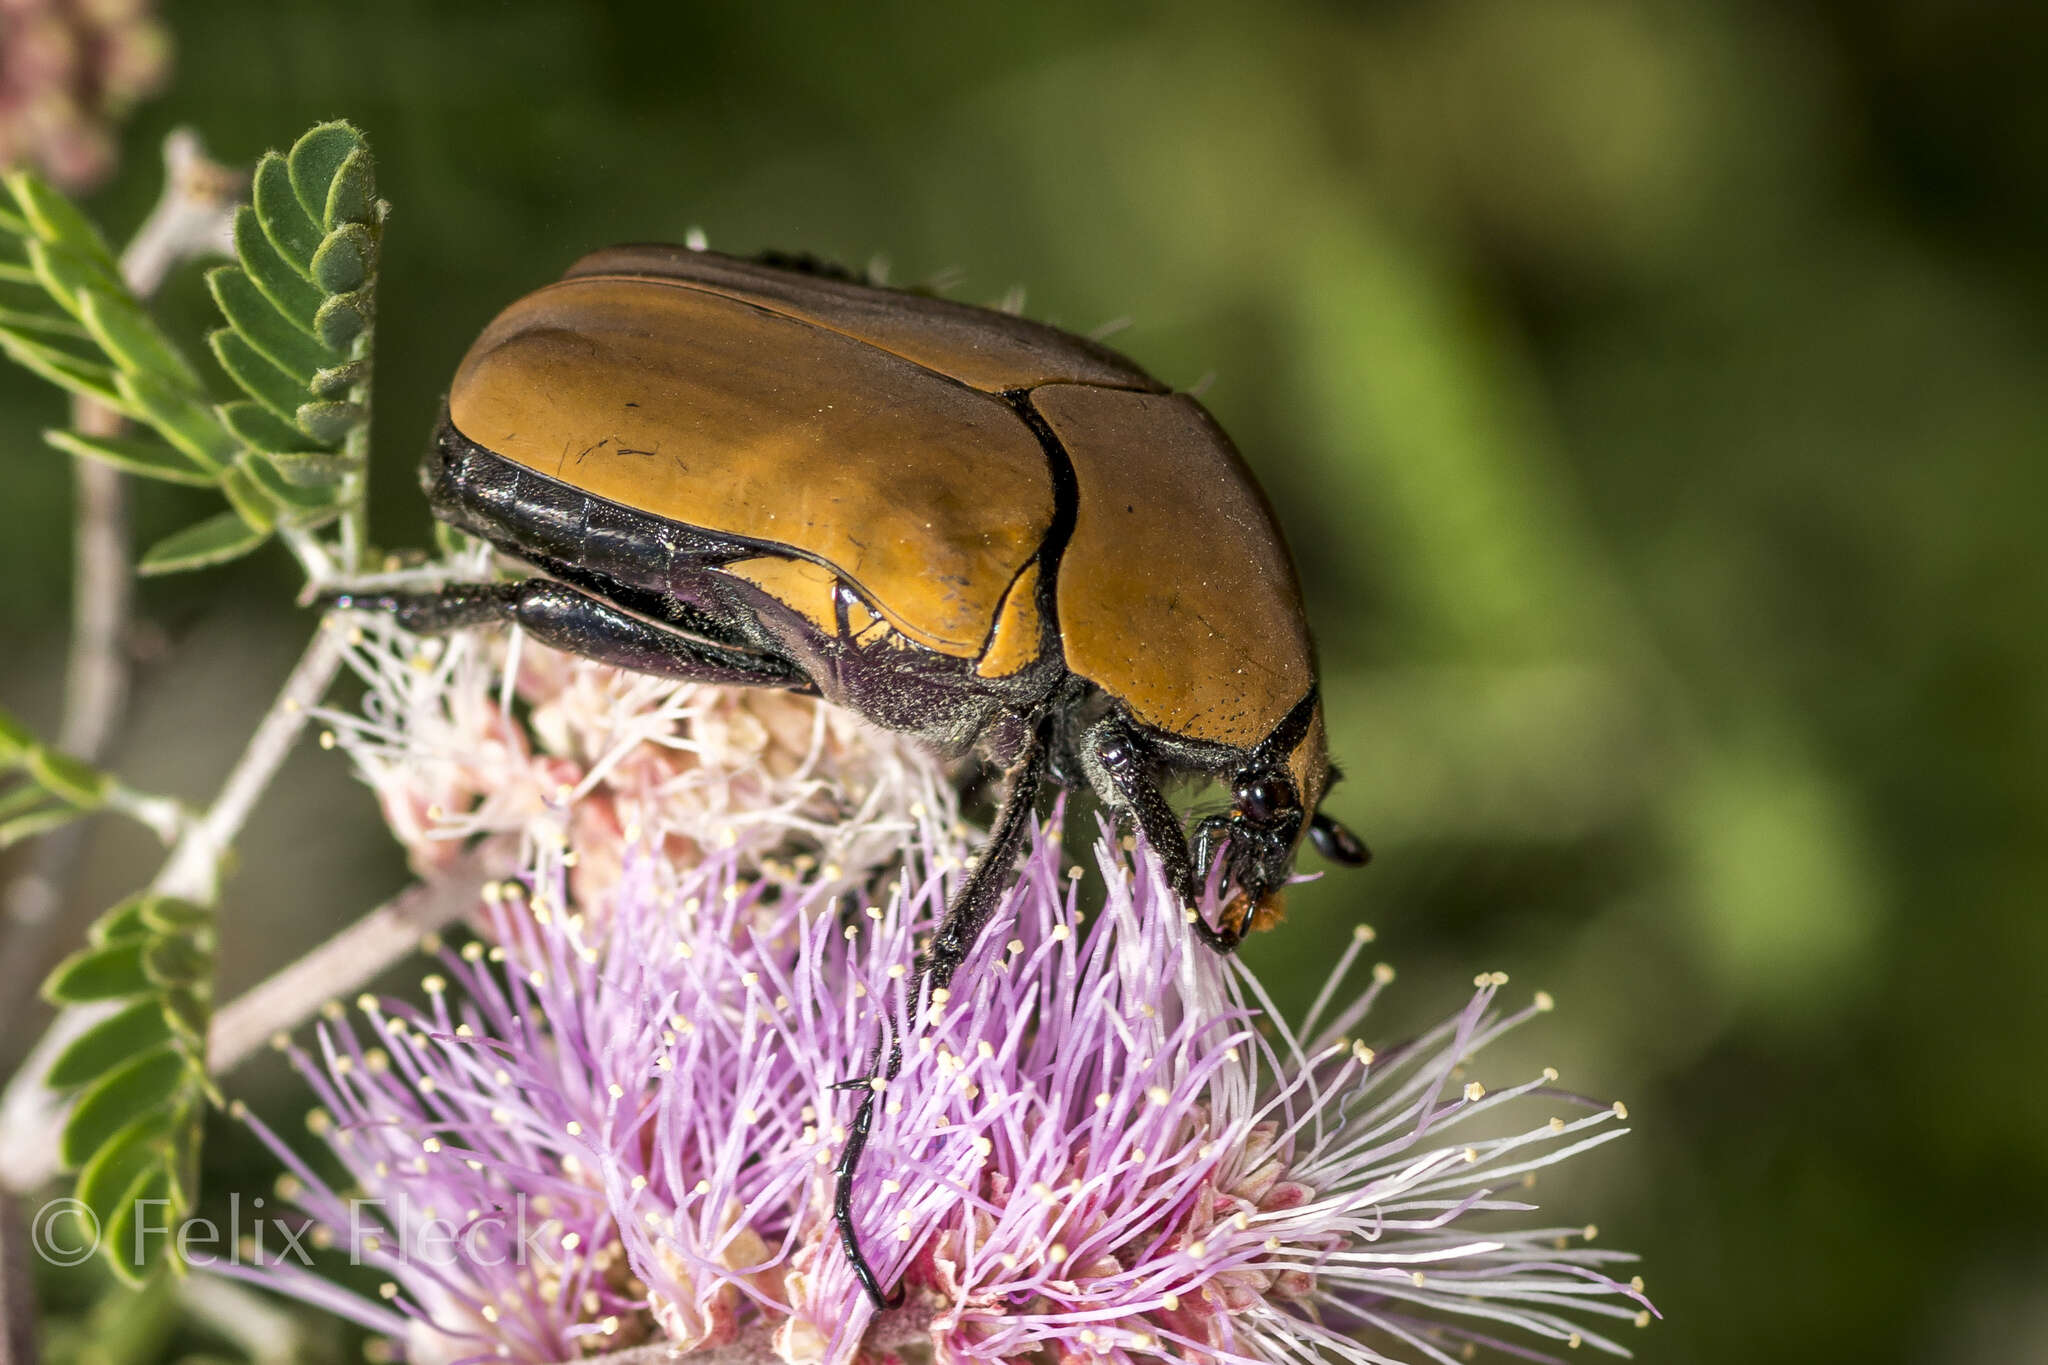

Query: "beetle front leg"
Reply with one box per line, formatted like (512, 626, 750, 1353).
(332, 579, 811, 690)
(1079, 719, 1243, 953)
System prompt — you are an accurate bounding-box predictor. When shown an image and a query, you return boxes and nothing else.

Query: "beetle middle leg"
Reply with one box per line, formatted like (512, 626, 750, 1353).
(834, 709, 1055, 1310)
(332, 579, 810, 689)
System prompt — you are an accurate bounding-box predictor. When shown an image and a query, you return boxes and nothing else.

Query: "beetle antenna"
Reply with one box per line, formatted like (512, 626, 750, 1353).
(1088, 315, 1134, 341)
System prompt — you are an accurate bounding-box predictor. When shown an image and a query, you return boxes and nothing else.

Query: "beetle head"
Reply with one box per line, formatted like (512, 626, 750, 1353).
(1200, 688, 1370, 936)
(1221, 764, 1307, 902)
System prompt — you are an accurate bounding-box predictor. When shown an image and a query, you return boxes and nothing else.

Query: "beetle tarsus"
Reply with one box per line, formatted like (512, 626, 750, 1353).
(835, 1049, 903, 1312)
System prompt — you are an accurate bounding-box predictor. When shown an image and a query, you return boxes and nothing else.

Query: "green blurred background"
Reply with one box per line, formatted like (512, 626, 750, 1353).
(4, 1, 2045, 1360)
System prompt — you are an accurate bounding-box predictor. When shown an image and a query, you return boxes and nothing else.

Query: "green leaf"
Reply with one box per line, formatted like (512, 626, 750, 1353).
(102, 1162, 176, 1284)
(252, 153, 321, 274)
(310, 223, 373, 295)
(0, 806, 81, 849)
(324, 147, 377, 230)
(79, 291, 200, 389)
(238, 451, 346, 518)
(167, 1106, 205, 1206)
(60, 1045, 184, 1169)
(48, 999, 177, 1089)
(254, 450, 352, 487)
(313, 290, 371, 351)
(0, 303, 87, 337)
(138, 513, 270, 576)
(115, 369, 238, 472)
(0, 707, 31, 759)
(0, 784, 47, 820)
(216, 398, 309, 453)
(231, 205, 323, 330)
(159, 989, 209, 1046)
(288, 123, 366, 225)
(44, 937, 151, 1002)
(43, 429, 218, 486)
(0, 203, 27, 235)
(91, 895, 153, 943)
(138, 896, 213, 934)
(25, 745, 109, 806)
(0, 327, 138, 416)
(77, 1113, 170, 1233)
(207, 266, 337, 383)
(310, 358, 367, 398)
(218, 465, 277, 531)
(141, 933, 212, 989)
(4, 171, 119, 274)
(208, 328, 312, 428)
(295, 399, 366, 446)
(26, 237, 122, 322)
(25, 746, 107, 805)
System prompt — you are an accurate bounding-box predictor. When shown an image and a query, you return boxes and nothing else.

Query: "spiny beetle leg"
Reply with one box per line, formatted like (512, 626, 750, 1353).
(1079, 717, 1243, 953)
(833, 711, 1054, 1310)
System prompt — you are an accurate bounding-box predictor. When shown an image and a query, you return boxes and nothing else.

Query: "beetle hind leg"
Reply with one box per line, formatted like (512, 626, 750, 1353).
(332, 579, 812, 690)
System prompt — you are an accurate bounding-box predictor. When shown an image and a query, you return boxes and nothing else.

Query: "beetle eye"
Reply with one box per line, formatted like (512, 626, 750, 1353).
(1236, 775, 1296, 824)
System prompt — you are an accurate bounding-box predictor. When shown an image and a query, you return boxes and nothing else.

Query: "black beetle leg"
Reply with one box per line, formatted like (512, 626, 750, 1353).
(920, 710, 1056, 994)
(331, 579, 810, 690)
(831, 1040, 894, 1312)
(1080, 719, 1243, 954)
(834, 709, 1054, 1311)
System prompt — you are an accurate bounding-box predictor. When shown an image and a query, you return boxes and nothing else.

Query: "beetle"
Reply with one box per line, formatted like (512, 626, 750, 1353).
(340, 243, 1369, 1305)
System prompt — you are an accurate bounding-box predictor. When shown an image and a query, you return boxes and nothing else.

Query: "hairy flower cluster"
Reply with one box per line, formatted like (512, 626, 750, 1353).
(322, 610, 956, 909)
(0, 0, 170, 190)
(224, 617, 1654, 1364)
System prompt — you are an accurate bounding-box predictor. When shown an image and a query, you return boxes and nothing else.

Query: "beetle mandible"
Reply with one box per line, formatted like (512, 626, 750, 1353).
(340, 244, 1370, 1306)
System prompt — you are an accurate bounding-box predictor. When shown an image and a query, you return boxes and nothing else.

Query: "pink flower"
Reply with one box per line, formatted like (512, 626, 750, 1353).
(228, 620, 1654, 1364)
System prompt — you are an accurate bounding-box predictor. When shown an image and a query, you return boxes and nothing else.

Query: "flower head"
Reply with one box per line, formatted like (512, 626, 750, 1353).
(227, 616, 1654, 1364)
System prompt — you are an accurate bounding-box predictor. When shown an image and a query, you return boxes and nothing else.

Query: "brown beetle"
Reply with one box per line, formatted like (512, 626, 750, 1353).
(341, 244, 1368, 1304)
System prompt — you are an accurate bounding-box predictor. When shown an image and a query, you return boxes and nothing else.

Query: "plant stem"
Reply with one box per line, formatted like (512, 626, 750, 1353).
(206, 843, 508, 1074)
(151, 621, 345, 904)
